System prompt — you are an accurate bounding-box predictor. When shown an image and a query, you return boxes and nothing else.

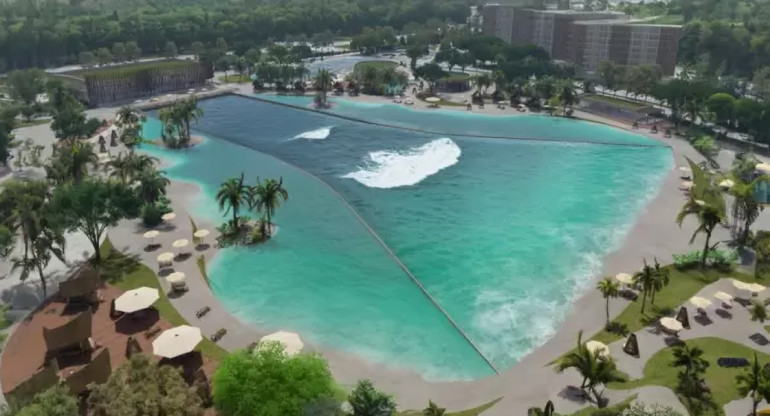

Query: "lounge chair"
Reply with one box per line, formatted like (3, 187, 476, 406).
(717, 357, 749, 368)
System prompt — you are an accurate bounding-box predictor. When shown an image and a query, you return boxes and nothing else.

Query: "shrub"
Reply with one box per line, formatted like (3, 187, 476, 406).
(248, 226, 263, 244)
(673, 250, 737, 270)
(84, 117, 103, 137)
(141, 203, 163, 227)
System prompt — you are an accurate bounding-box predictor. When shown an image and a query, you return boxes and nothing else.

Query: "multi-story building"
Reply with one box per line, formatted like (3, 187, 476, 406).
(481, 4, 681, 76)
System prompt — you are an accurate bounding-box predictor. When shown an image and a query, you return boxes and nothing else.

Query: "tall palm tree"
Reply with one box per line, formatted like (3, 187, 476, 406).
(423, 400, 445, 416)
(216, 173, 249, 231)
(251, 177, 289, 237)
(115, 105, 144, 130)
(473, 73, 491, 95)
(179, 98, 203, 146)
(119, 125, 143, 153)
(676, 196, 725, 268)
(554, 331, 623, 406)
(108, 153, 134, 185)
(528, 401, 555, 416)
(633, 259, 656, 314)
(313, 69, 333, 107)
(736, 353, 770, 416)
(732, 178, 764, 246)
(66, 141, 98, 183)
(596, 277, 619, 328)
(136, 168, 170, 205)
(649, 258, 669, 304)
(671, 344, 709, 379)
(558, 82, 579, 115)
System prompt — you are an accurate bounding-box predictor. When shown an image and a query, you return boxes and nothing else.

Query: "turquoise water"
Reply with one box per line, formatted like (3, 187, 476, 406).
(140, 95, 671, 380)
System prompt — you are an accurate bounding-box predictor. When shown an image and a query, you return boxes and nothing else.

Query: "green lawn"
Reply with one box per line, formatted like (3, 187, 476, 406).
(441, 72, 471, 82)
(610, 337, 770, 412)
(99, 238, 228, 361)
(567, 395, 635, 416)
(591, 267, 755, 345)
(353, 60, 398, 72)
(582, 94, 647, 111)
(396, 398, 501, 416)
(217, 74, 251, 83)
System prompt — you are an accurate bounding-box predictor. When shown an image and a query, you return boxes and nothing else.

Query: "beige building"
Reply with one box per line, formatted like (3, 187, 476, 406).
(481, 4, 681, 75)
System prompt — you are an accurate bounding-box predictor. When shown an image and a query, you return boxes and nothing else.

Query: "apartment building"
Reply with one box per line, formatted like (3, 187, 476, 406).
(482, 4, 681, 75)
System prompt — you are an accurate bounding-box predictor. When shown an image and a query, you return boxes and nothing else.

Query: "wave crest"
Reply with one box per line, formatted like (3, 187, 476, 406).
(294, 127, 333, 140)
(343, 138, 461, 188)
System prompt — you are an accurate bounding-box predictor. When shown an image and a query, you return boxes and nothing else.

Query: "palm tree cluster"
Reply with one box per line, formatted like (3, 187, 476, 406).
(633, 258, 670, 314)
(215, 173, 288, 244)
(597, 277, 620, 328)
(159, 98, 203, 149)
(473, 73, 578, 114)
(345, 66, 408, 96)
(313, 69, 333, 108)
(115, 105, 147, 152)
(553, 331, 624, 408)
(736, 353, 770, 416)
(671, 344, 714, 414)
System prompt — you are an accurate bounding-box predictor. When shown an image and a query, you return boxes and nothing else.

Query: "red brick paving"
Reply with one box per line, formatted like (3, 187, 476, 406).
(1, 283, 217, 395)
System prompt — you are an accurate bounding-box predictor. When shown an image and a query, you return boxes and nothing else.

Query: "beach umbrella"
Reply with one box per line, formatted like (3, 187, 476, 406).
(585, 340, 609, 358)
(115, 287, 160, 313)
(152, 325, 202, 358)
(615, 273, 634, 285)
(157, 252, 174, 263)
(757, 163, 770, 174)
(678, 166, 691, 173)
(679, 181, 694, 191)
(166, 272, 186, 285)
(425, 97, 440, 103)
(143, 230, 159, 243)
(714, 291, 734, 305)
(719, 179, 735, 189)
(733, 280, 750, 290)
(689, 296, 712, 309)
(660, 317, 683, 333)
(193, 229, 210, 241)
(172, 239, 189, 251)
(747, 283, 767, 294)
(260, 331, 304, 356)
(162, 212, 176, 222)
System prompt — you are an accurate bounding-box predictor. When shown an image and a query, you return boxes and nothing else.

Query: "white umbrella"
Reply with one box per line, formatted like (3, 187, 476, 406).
(660, 317, 683, 333)
(260, 331, 304, 356)
(747, 283, 767, 294)
(166, 272, 186, 284)
(193, 229, 210, 239)
(679, 181, 694, 191)
(152, 325, 202, 358)
(714, 291, 734, 305)
(115, 287, 159, 313)
(157, 252, 174, 263)
(585, 340, 609, 358)
(689, 296, 712, 309)
(678, 166, 691, 173)
(733, 280, 750, 290)
(172, 239, 189, 249)
(162, 212, 176, 221)
(615, 273, 634, 285)
(425, 97, 440, 103)
(143, 230, 159, 239)
(718, 179, 734, 189)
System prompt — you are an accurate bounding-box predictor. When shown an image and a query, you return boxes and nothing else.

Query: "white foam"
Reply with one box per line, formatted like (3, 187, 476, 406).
(343, 138, 461, 188)
(294, 127, 333, 140)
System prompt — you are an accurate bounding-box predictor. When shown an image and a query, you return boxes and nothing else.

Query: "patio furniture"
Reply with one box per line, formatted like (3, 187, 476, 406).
(717, 357, 750, 368)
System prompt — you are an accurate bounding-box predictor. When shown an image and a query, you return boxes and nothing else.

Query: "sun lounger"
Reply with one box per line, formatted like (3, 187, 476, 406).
(717, 357, 749, 368)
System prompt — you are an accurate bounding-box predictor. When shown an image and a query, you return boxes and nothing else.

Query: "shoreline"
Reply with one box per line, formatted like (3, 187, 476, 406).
(104, 89, 764, 413)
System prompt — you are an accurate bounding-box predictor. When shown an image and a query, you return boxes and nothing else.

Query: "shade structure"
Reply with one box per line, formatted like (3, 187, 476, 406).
(733, 280, 750, 290)
(747, 283, 767, 294)
(757, 163, 770, 174)
(615, 273, 634, 285)
(260, 331, 304, 356)
(714, 291, 734, 302)
(193, 229, 210, 239)
(718, 179, 735, 189)
(585, 340, 609, 358)
(152, 325, 202, 358)
(660, 317, 683, 333)
(678, 166, 691, 173)
(172, 239, 189, 249)
(143, 230, 159, 239)
(157, 252, 174, 263)
(689, 296, 712, 309)
(166, 272, 186, 284)
(680, 181, 694, 191)
(161, 212, 176, 221)
(425, 97, 440, 103)
(114, 287, 159, 313)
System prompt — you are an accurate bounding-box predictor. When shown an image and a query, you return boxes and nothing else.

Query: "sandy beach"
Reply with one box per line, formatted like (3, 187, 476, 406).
(4, 84, 769, 414)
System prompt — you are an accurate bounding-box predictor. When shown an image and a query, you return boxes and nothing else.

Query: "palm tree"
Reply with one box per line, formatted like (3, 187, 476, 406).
(596, 277, 619, 328)
(671, 343, 709, 379)
(750, 301, 768, 323)
(118, 125, 143, 153)
(179, 98, 203, 146)
(732, 178, 764, 246)
(553, 331, 623, 406)
(216, 173, 249, 231)
(649, 258, 669, 304)
(313, 69, 333, 108)
(676, 196, 725, 267)
(736, 353, 770, 416)
(115, 105, 144, 130)
(251, 177, 289, 237)
(65, 141, 98, 183)
(633, 259, 656, 314)
(558, 82, 579, 115)
(528, 401, 555, 416)
(108, 153, 134, 185)
(473, 73, 491, 95)
(136, 168, 170, 205)
(10, 208, 65, 298)
(423, 400, 445, 416)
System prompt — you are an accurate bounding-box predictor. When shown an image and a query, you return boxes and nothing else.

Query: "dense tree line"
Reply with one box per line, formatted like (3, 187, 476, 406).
(0, 0, 471, 70)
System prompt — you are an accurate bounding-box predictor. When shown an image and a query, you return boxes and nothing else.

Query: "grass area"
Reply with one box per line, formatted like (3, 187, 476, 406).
(582, 94, 647, 111)
(353, 60, 398, 72)
(99, 238, 228, 361)
(610, 338, 770, 411)
(217, 74, 251, 83)
(441, 71, 471, 82)
(396, 398, 501, 416)
(78, 60, 200, 79)
(639, 14, 685, 24)
(591, 267, 755, 345)
(14, 118, 50, 128)
(567, 395, 635, 416)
